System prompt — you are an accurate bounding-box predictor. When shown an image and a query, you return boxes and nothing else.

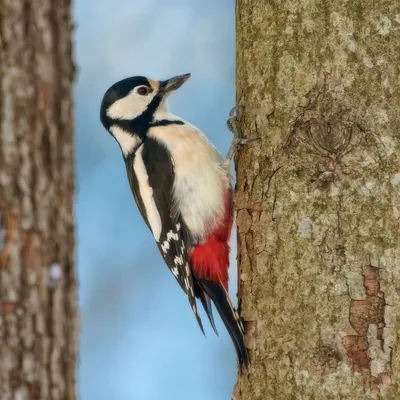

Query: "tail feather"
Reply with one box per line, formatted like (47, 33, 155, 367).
(198, 278, 248, 366)
(205, 295, 218, 336)
(193, 278, 218, 335)
(189, 297, 205, 335)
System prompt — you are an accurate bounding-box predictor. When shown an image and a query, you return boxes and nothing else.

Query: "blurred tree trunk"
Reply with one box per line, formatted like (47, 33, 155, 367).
(0, 1, 76, 399)
(233, 1, 400, 399)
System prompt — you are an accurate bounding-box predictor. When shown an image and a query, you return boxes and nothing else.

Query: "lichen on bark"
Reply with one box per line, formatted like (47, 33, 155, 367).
(234, 0, 400, 399)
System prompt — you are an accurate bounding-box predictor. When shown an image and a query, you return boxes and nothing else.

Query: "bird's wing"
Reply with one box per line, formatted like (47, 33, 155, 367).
(125, 138, 204, 333)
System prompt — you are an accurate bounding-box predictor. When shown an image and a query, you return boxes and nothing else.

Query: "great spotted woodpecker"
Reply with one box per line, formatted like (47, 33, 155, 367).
(100, 73, 248, 365)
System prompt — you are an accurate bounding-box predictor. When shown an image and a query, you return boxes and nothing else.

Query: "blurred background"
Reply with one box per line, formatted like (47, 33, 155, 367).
(74, 0, 237, 398)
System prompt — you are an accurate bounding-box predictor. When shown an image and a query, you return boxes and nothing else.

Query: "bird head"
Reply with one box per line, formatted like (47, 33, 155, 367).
(100, 73, 190, 130)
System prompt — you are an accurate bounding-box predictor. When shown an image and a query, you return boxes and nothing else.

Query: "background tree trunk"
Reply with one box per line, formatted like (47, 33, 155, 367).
(0, 1, 76, 399)
(234, 1, 400, 398)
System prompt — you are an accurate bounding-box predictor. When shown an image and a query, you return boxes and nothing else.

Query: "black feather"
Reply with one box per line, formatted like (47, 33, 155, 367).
(198, 278, 248, 366)
(150, 120, 184, 127)
(193, 278, 218, 335)
(125, 138, 204, 334)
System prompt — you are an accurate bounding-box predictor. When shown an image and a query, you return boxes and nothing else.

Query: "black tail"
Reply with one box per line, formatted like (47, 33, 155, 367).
(198, 278, 248, 366)
(193, 278, 219, 335)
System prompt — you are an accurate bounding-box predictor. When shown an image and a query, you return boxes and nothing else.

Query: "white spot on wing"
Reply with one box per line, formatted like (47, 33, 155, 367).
(161, 240, 170, 253)
(184, 277, 190, 290)
(133, 145, 162, 241)
(110, 125, 141, 156)
(174, 255, 184, 266)
(161, 228, 182, 254)
(171, 266, 179, 277)
(166, 230, 179, 241)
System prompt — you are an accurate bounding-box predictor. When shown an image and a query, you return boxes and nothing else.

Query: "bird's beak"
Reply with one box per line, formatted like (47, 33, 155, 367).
(159, 73, 191, 94)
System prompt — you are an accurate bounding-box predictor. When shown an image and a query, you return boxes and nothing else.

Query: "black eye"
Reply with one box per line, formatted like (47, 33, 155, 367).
(137, 86, 150, 95)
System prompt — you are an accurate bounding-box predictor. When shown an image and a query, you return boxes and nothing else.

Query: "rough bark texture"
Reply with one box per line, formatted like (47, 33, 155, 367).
(0, 1, 76, 399)
(234, 1, 400, 399)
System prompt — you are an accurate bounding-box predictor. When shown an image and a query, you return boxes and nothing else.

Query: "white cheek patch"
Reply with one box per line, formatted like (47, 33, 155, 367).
(109, 125, 142, 156)
(107, 89, 156, 120)
(133, 145, 162, 241)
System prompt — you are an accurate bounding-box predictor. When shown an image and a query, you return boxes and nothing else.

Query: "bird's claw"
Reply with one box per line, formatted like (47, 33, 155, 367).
(229, 105, 244, 118)
(227, 106, 245, 138)
(223, 106, 259, 165)
(238, 138, 258, 145)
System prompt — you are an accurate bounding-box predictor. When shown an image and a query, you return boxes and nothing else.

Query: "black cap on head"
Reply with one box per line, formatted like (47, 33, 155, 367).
(100, 76, 151, 125)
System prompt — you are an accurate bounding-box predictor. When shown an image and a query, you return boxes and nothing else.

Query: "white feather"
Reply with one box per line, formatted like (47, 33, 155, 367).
(110, 125, 142, 156)
(148, 115, 230, 240)
(133, 145, 162, 241)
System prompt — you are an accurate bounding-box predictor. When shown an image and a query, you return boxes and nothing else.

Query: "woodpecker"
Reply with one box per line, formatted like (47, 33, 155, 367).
(100, 73, 248, 366)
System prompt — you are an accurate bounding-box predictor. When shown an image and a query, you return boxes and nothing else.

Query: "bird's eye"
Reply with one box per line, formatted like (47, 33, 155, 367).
(137, 86, 150, 96)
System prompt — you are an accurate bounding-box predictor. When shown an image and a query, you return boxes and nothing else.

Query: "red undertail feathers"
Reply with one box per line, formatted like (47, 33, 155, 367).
(190, 190, 233, 289)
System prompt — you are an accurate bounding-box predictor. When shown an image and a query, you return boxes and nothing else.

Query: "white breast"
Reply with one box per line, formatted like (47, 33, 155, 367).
(148, 119, 230, 240)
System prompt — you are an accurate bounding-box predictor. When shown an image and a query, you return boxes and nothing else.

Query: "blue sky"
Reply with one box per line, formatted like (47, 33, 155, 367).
(74, 1, 237, 398)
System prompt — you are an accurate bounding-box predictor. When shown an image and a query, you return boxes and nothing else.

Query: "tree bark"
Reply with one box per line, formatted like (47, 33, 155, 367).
(234, 1, 400, 399)
(0, 1, 76, 399)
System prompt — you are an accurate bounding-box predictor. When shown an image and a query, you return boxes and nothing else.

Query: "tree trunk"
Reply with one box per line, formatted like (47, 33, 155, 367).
(234, 1, 400, 399)
(0, 1, 76, 399)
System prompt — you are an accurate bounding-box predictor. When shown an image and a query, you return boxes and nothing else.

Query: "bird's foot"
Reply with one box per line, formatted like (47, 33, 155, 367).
(223, 106, 258, 165)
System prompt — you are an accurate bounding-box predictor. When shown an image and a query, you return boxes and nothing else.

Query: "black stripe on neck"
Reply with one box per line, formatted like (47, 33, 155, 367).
(112, 94, 163, 138)
(150, 120, 185, 127)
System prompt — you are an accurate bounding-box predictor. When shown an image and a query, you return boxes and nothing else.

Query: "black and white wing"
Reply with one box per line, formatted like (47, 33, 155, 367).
(125, 137, 204, 332)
